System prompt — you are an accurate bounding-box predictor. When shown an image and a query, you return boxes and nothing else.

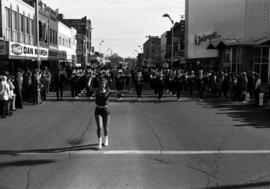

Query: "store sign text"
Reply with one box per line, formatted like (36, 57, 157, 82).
(194, 32, 220, 46)
(10, 43, 48, 58)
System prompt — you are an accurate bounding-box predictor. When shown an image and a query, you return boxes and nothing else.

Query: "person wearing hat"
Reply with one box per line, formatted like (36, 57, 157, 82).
(187, 70, 196, 96)
(156, 70, 165, 101)
(134, 71, 143, 101)
(115, 69, 125, 100)
(174, 69, 184, 101)
(55, 67, 67, 101)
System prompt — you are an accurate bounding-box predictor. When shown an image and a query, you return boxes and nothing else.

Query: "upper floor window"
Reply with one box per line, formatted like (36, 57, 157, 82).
(25, 17, 29, 34)
(20, 14, 24, 32)
(6, 8, 11, 28)
(12, 11, 17, 31)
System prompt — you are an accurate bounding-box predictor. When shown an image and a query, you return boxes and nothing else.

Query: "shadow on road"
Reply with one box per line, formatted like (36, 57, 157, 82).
(199, 181, 270, 189)
(200, 98, 270, 129)
(0, 160, 56, 169)
(0, 144, 98, 156)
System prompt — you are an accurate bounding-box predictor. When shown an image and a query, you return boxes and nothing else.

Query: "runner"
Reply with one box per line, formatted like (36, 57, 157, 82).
(94, 78, 111, 150)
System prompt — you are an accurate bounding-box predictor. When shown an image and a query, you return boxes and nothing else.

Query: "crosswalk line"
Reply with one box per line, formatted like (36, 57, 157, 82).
(16, 150, 270, 156)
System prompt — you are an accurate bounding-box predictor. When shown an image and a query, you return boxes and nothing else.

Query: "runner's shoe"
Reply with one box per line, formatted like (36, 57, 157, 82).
(98, 138, 102, 150)
(104, 136, 109, 147)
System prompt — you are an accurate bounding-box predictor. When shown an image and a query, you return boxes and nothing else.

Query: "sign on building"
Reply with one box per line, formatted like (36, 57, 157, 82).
(9, 42, 49, 59)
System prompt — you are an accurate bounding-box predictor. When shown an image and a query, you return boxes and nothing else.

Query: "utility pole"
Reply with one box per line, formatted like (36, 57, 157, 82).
(35, 0, 41, 69)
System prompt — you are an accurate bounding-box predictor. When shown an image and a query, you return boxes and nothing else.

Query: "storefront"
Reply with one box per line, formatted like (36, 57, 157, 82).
(185, 0, 270, 82)
(0, 41, 48, 72)
(208, 38, 270, 83)
(41, 48, 67, 70)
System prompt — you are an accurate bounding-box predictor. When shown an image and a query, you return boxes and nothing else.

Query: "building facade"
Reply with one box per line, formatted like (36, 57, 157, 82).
(185, 0, 270, 83)
(58, 21, 76, 67)
(0, 0, 82, 72)
(143, 36, 161, 67)
(0, 0, 48, 71)
(160, 19, 185, 68)
(58, 15, 92, 67)
(160, 31, 168, 64)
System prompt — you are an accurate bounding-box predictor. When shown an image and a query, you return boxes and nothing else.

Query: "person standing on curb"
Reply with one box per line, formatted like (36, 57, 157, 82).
(0, 76, 9, 118)
(95, 78, 111, 150)
(254, 73, 261, 106)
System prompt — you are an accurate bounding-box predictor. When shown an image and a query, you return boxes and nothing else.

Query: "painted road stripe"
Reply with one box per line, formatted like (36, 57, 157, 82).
(15, 150, 270, 156)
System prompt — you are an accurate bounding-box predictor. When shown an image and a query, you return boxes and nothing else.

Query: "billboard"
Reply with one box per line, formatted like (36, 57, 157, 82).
(185, 0, 246, 59)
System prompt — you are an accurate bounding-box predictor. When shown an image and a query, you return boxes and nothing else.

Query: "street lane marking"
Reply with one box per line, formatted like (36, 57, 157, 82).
(15, 150, 270, 156)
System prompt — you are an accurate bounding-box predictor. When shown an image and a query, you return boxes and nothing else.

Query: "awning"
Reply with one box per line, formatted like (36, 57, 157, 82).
(207, 37, 270, 49)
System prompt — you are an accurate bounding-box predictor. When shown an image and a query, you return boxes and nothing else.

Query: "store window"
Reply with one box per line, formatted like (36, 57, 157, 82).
(253, 47, 269, 83)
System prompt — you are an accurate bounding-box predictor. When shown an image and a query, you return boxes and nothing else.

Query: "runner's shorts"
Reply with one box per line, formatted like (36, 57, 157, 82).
(95, 107, 111, 117)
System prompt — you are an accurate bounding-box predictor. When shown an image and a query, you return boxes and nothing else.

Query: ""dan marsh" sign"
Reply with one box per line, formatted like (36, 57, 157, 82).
(9, 42, 48, 58)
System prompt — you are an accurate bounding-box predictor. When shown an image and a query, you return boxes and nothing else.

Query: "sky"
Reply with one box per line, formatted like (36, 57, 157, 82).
(44, 0, 185, 58)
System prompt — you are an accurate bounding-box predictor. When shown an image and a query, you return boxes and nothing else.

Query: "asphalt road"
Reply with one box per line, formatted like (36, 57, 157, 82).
(1, 91, 270, 189)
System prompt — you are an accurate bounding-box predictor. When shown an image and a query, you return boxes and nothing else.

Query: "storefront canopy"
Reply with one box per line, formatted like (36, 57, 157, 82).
(207, 37, 270, 49)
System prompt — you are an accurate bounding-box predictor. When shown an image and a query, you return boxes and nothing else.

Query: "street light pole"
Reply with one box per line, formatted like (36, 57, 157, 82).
(35, 0, 40, 69)
(163, 13, 174, 67)
(99, 40, 104, 55)
(134, 50, 139, 67)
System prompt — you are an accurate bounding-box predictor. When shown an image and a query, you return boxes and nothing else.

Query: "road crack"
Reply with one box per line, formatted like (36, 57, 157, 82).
(185, 164, 217, 182)
(246, 174, 270, 184)
(142, 104, 164, 151)
(25, 167, 32, 189)
(206, 130, 236, 187)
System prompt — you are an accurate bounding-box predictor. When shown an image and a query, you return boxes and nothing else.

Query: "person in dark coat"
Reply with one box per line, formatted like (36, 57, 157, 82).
(197, 70, 205, 101)
(14, 71, 23, 109)
(134, 71, 143, 101)
(31, 70, 40, 105)
(174, 70, 184, 101)
(115, 69, 125, 100)
(156, 71, 165, 101)
(55, 67, 66, 101)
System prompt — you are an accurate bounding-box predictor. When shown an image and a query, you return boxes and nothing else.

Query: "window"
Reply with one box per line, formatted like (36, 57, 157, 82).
(50, 28, 52, 43)
(55, 31, 58, 44)
(30, 19, 33, 35)
(253, 47, 269, 83)
(6, 8, 11, 28)
(25, 17, 29, 34)
(20, 15, 24, 32)
(12, 11, 17, 31)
